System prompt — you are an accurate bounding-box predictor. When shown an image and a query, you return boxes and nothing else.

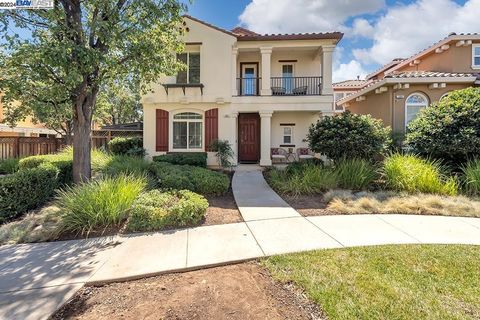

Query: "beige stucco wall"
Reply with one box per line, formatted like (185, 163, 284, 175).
(142, 17, 237, 105)
(270, 112, 319, 149)
(395, 41, 480, 74)
(346, 91, 393, 127)
(346, 84, 473, 133)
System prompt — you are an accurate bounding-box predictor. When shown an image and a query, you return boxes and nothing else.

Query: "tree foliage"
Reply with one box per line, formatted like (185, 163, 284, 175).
(0, 0, 186, 182)
(306, 111, 391, 161)
(406, 87, 480, 165)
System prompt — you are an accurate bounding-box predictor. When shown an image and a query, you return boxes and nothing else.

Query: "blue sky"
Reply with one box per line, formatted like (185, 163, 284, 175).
(185, 0, 480, 81)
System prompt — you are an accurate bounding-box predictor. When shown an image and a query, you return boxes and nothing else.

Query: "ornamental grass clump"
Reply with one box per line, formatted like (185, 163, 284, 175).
(462, 159, 480, 196)
(57, 174, 146, 235)
(266, 163, 338, 196)
(334, 158, 378, 190)
(383, 153, 458, 196)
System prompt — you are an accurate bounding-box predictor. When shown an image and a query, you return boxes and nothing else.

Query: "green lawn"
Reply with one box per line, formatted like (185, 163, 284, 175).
(263, 245, 480, 320)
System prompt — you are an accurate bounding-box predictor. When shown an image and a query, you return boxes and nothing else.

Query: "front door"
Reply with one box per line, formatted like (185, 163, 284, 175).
(238, 113, 260, 163)
(241, 63, 258, 95)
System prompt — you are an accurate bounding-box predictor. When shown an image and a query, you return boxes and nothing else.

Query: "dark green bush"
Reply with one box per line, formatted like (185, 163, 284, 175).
(149, 162, 229, 196)
(406, 88, 480, 165)
(128, 189, 208, 232)
(0, 163, 59, 223)
(0, 158, 19, 174)
(108, 137, 145, 157)
(306, 111, 391, 161)
(153, 152, 207, 167)
(19, 154, 73, 185)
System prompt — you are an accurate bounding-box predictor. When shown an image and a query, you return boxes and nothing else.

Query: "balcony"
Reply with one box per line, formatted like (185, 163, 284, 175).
(236, 76, 322, 96)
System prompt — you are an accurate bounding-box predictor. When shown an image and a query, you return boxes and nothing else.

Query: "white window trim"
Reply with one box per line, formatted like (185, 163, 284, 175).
(170, 110, 204, 152)
(281, 63, 295, 77)
(405, 92, 429, 129)
(473, 44, 480, 69)
(282, 126, 294, 145)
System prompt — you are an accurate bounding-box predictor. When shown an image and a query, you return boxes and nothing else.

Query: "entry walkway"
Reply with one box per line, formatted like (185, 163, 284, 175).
(2, 166, 480, 319)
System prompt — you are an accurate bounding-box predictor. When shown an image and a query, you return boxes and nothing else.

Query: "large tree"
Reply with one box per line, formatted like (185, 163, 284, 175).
(0, 0, 185, 182)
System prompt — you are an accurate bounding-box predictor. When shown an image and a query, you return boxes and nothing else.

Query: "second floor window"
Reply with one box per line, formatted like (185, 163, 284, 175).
(473, 45, 480, 68)
(177, 52, 201, 84)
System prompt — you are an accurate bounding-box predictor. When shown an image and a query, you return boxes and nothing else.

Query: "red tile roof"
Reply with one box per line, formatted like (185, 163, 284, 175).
(231, 27, 259, 36)
(385, 71, 479, 79)
(236, 32, 343, 42)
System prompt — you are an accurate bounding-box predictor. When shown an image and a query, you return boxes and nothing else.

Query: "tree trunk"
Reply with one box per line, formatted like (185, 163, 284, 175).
(72, 119, 92, 183)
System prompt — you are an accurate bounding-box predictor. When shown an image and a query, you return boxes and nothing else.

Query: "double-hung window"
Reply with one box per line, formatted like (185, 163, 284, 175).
(473, 44, 480, 69)
(282, 126, 294, 144)
(172, 112, 203, 150)
(177, 52, 201, 84)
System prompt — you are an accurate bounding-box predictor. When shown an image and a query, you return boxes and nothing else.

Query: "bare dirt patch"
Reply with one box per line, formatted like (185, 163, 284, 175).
(203, 191, 243, 226)
(283, 194, 335, 217)
(51, 262, 325, 320)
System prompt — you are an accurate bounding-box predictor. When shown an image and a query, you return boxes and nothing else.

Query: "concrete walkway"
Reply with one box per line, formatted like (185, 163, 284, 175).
(2, 165, 480, 319)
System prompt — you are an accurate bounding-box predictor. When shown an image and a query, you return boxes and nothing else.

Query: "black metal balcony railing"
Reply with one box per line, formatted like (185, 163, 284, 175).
(270, 76, 322, 96)
(237, 77, 261, 96)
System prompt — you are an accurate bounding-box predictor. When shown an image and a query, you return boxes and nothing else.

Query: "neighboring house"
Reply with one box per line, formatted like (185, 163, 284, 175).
(142, 15, 342, 166)
(0, 94, 58, 137)
(333, 79, 373, 111)
(337, 33, 480, 133)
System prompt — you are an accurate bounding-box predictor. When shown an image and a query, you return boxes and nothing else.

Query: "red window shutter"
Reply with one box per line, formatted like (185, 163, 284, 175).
(156, 109, 169, 152)
(205, 108, 218, 151)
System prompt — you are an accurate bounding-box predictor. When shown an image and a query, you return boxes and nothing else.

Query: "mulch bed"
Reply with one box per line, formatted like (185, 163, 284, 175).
(51, 262, 325, 320)
(281, 194, 336, 217)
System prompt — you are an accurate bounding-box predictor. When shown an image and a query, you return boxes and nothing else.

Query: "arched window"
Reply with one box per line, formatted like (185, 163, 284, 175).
(405, 93, 429, 128)
(173, 112, 203, 150)
(439, 92, 451, 102)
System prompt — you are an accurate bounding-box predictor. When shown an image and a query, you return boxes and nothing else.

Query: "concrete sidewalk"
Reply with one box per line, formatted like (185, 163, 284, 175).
(2, 165, 480, 319)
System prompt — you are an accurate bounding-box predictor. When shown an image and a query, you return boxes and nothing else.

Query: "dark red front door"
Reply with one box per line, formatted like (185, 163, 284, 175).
(238, 113, 260, 163)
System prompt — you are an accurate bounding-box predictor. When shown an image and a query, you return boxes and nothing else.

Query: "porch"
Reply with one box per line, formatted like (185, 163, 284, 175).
(234, 111, 320, 166)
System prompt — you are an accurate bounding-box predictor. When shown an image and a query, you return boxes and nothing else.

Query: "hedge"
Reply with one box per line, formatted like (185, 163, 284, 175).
(0, 163, 59, 223)
(149, 162, 229, 195)
(19, 155, 73, 185)
(153, 152, 207, 167)
(128, 189, 208, 232)
(108, 137, 145, 157)
(0, 158, 19, 174)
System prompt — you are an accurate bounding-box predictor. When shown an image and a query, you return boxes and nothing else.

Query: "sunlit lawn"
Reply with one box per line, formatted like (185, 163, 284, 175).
(263, 245, 480, 320)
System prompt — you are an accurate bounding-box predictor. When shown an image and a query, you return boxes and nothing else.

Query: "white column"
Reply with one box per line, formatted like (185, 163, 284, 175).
(231, 112, 239, 165)
(260, 111, 273, 166)
(321, 45, 335, 95)
(231, 47, 238, 96)
(260, 47, 272, 96)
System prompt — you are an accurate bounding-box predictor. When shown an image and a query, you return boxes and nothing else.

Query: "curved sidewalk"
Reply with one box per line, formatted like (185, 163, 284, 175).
(2, 166, 480, 319)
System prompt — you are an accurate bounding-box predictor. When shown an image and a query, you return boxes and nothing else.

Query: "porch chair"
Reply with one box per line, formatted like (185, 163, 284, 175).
(292, 86, 308, 95)
(271, 147, 288, 163)
(271, 87, 286, 95)
(296, 148, 314, 161)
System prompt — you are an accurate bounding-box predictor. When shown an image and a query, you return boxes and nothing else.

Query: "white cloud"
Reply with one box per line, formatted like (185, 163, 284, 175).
(333, 60, 369, 82)
(354, 0, 480, 65)
(239, 0, 385, 34)
(350, 18, 375, 38)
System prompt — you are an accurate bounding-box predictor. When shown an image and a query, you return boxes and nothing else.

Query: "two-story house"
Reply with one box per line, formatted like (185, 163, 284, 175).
(142, 15, 342, 166)
(337, 33, 480, 133)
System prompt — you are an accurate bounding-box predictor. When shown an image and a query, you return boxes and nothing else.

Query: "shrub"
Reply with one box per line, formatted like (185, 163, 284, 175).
(383, 154, 458, 196)
(19, 154, 73, 185)
(306, 111, 391, 161)
(462, 159, 480, 196)
(102, 155, 150, 177)
(335, 158, 377, 190)
(406, 87, 480, 165)
(128, 189, 208, 232)
(209, 140, 234, 169)
(0, 158, 19, 174)
(149, 162, 229, 196)
(0, 163, 59, 223)
(108, 137, 145, 157)
(56, 174, 147, 235)
(266, 163, 338, 196)
(153, 152, 208, 167)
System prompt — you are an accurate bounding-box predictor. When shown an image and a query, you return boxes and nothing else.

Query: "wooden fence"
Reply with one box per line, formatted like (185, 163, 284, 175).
(0, 137, 65, 160)
(0, 130, 143, 160)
